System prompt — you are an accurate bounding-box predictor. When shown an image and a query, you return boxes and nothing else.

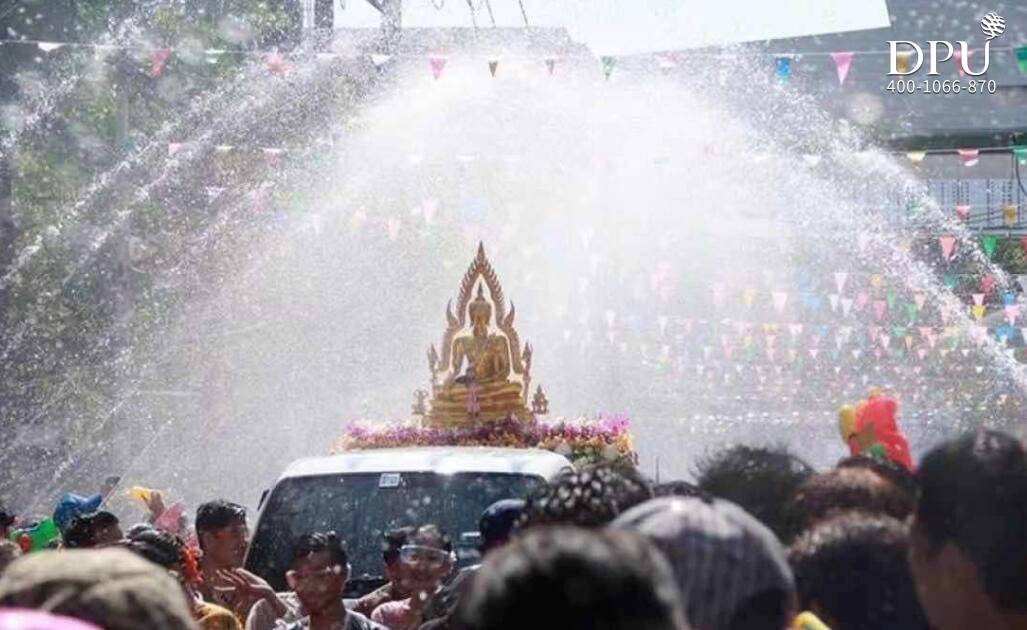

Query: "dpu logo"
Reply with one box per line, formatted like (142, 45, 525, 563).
(888, 12, 1005, 76)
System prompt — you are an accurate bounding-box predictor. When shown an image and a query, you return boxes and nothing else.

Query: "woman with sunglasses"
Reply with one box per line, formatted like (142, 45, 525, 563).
(371, 525, 454, 630)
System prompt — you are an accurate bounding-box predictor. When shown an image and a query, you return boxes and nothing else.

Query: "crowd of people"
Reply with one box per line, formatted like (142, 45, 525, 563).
(2, 427, 1027, 630)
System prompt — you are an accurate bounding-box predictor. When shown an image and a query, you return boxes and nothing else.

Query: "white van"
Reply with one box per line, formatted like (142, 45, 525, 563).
(245, 446, 572, 594)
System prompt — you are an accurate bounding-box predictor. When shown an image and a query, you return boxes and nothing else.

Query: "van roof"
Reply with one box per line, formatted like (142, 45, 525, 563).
(279, 446, 573, 480)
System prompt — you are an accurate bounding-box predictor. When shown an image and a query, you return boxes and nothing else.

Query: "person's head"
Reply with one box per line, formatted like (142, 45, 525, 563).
(786, 467, 915, 540)
(63, 511, 123, 549)
(789, 513, 929, 630)
(400, 524, 454, 598)
(382, 526, 415, 586)
(286, 532, 349, 615)
(0, 540, 21, 577)
(478, 499, 525, 555)
(0, 502, 14, 540)
(836, 454, 918, 499)
(696, 445, 814, 541)
(124, 527, 201, 588)
(195, 500, 248, 568)
(0, 548, 199, 630)
(520, 463, 653, 529)
(613, 496, 795, 630)
(909, 430, 1027, 630)
(451, 526, 688, 630)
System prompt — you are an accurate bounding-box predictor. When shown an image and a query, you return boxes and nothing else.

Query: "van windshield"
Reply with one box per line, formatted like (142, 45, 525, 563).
(246, 471, 545, 591)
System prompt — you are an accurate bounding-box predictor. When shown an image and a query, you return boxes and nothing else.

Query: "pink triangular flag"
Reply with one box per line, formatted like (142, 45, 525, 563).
(429, 56, 447, 80)
(954, 49, 973, 76)
(972, 293, 985, 306)
(809, 348, 819, 360)
(955, 204, 971, 221)
(938, 235, 957, 261)
(914, 293, 926, 310)
(1005, 304, 1019, 324)
(958, 148, 979, 167)
(150, 49, 172, 77)
(834, 271, 848, 294)
(873, 300, 887, 321)
(831, 52, 854, 85)
(772, 291, 789, 314)
(880, 334, 892, 349)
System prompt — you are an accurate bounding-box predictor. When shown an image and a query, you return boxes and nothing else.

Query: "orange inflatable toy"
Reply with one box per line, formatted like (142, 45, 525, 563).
(837, 388, 913, 471)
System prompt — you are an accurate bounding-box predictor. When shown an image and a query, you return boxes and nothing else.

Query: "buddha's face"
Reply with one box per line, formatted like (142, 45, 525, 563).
(469, 304, 490, 333)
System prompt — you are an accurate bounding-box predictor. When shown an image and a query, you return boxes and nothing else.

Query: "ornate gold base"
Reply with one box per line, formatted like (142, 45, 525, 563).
(422, 407, 533, 429)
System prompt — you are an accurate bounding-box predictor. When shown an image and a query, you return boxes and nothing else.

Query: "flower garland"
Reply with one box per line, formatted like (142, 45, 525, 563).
(334, 415, 637, 467)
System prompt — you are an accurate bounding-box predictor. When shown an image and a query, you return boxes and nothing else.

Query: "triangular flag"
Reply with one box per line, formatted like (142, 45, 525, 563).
(953, 48, 973, 76)
(828, 294, 840, 312)
(980, 234, 999, 259)
(833, 271, 848, 294)
(955, 204, 971, 221)
(915, 294, 926, 311)
(1016, 46, 1027, 74)
(544, 57, 558, 75)
(981, 275, 995, 295)
(831, 51, 853, 85)
(972, 304, 986, 320)
(906, 151, 927, 165)
(488, 59, 499, 77)
(601, 56, 617, 79)
(857, 232, 871, 252)
(37, 42, 64, 53)
(370, 53, 392, 68)
(958, 148, 979, 166)
(150, 48, 171, 77)
(873, 300, 887, 321)
(972, 293, 985, 306)
(1004, 204, 1018, 227)
(429, 56, 447, 80)
(938, 235, 957, 261)
(1005, 304, 1019, 324)
(772, 291, 788, 314)
(776, 56, 792, 81)
(742, 287, 757, 307)
(841, 297, 854, 317)
(168, 142, 184, 156)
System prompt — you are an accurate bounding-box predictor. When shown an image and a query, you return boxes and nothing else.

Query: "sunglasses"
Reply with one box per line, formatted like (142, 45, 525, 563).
(399, 545, 454, 568)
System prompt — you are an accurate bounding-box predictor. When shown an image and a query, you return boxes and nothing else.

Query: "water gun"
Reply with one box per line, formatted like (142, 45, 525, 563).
(8, 518, 60, 552)
(53, 492, 102, 531)
(793, 611, 831, 630)
(837, 388, 913, 471)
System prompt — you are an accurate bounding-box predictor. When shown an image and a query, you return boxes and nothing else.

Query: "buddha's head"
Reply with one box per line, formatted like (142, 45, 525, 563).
(468, 284, 492, 334)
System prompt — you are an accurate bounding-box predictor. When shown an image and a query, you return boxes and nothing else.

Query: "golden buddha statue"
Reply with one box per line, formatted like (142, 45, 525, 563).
(421, 243, 541, 428)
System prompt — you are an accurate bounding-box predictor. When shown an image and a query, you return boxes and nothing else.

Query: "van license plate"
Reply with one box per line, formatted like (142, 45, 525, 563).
(379, 472, 401, 488)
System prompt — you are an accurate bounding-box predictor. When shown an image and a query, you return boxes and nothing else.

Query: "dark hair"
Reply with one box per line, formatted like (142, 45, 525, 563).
(837, 454, 918, 498)
(786, 467, 915, 540)
(382, 526, 415, 564)
(126, 528, 185, 569)
(452, 527, 685, 630)
(520, 463, 654, 529)
(727, 589, 792, 630)
(652, 480, 709, 500)
(479, 499, 525, 553)
(195, 500, 246, 549)
(63, 511, 119, 549)
(696, 445, 814, 541)
(915, 430, 1027, 612)
(291, 531, 348, 569)
(789, 513, 929, 630)
(0, 502, 14, 529)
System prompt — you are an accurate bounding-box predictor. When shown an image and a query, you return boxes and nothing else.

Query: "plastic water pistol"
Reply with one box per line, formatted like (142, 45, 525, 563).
(793, 611, 831, 630)
(8, 518, 60, 552)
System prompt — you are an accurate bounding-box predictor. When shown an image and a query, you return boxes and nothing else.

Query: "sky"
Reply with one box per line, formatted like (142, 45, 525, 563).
(334, 0, 892, 55)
